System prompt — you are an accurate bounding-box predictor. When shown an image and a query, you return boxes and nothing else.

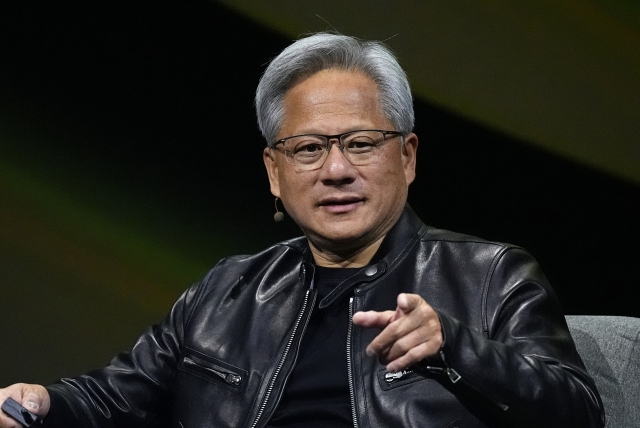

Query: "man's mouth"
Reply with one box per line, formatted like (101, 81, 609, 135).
(318, 196, 364, 213)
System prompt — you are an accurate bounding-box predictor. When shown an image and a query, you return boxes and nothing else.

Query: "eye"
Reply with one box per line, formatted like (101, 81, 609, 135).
(345, 136, 376, 153)
(288, 137, 326, 165)
(293, 141, 325, 155)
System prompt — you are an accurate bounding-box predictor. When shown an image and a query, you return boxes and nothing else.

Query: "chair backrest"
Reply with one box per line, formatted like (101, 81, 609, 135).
(565, 315, 640, 428)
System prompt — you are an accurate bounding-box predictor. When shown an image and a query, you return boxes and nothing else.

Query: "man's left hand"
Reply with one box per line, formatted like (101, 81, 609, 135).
(352, 293, 443, 373)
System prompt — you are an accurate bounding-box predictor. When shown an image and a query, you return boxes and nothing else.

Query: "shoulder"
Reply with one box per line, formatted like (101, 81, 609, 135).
(181, 236, 309, 314)
(419, 225, 524, 258)
(216, 235, 308, 266)
(421, 226, 513, 248)
(417, 226, 543, 284)
(200, 235, 309, 286)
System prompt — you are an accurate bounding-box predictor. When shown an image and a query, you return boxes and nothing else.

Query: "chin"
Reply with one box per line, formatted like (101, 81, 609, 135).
(312, 226, 371, 247)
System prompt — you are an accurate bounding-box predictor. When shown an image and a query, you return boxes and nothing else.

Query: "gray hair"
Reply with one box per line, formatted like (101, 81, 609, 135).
(255, 33, 414, 146)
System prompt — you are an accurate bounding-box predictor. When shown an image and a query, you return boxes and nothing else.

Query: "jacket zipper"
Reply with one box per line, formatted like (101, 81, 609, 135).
(250, 290, 312, 428)
(181, 357, 243, 386)
(384, 350, 462, 384)
(438, 349, 462, 383)
(347, 297, 359, 428)
(384, 369, 414, 383)
(384, 352, 507, 412)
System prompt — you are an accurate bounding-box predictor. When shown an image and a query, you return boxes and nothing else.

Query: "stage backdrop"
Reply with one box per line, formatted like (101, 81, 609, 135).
(0, 0, 638, 385)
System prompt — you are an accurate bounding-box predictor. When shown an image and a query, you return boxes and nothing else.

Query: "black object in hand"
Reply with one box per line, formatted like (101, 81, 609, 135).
(1, 397, 40, 427)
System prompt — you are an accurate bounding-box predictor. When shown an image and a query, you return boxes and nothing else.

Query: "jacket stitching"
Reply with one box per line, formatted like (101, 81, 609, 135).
(481, 246, 517, 335)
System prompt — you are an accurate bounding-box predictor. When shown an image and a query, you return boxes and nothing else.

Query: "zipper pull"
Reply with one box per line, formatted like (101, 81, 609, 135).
(446, 367, 461, 383)
(225, 373, 242, 386)
(439, 349, 461, 384)
(182, 357, 243, 386)
(384, 369, 413, 383)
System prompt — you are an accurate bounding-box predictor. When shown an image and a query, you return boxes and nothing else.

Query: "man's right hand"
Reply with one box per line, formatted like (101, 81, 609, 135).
(0, 384, 49, 428)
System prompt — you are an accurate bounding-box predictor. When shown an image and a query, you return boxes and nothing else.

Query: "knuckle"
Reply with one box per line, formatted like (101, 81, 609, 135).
(368, 341, 382, 353)
(394, 340, 411, 354)
(406, 346, 424, 361)
(386, 324, 404, 341)
(387, 319, 401, 332)
(418, 304, 432, 317)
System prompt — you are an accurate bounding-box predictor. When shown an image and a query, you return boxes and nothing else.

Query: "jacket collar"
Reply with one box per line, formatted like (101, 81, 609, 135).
(370, 204, 427, 266)
(316, 204, 427, 308)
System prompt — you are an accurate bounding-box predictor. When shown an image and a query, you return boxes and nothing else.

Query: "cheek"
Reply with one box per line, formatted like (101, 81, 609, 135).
(369, 158, 406, 186)
(366, 166, 409, 206)
(277, 170, 314, 209)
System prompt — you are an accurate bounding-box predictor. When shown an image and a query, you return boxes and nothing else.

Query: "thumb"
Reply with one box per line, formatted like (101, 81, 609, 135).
(18, 385, 49, 417)
(396, 293, 421, 313)
(22, 393, 41, 413)
(389, 293, 417, 323)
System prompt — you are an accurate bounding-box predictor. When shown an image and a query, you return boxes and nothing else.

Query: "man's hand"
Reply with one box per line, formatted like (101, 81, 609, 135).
(352, 293, 443, 373)
(0, 384, 49, 428)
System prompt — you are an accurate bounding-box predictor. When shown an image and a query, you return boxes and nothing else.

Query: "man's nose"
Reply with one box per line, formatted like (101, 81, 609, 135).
(319, 140, 356, 181)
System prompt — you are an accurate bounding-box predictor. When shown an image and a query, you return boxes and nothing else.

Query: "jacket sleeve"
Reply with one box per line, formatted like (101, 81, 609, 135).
(436, 247, 605, 428)
(41, 279, 205, 428)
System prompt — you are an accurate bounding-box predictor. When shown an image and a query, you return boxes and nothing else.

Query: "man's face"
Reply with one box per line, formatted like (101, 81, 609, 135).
(263, 69, 417, 255)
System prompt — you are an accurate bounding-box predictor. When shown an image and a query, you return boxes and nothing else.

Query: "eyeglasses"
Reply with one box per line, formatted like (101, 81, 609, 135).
(272, 130, 404, 171)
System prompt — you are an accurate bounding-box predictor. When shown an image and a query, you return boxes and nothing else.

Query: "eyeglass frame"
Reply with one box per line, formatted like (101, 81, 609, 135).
(270, 129, 405, 170)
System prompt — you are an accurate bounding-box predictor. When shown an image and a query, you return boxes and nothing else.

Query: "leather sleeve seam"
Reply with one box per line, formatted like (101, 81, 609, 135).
(481, 246, 522, 335)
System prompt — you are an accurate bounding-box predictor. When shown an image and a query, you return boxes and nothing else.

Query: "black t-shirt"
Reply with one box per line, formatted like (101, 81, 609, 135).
(267, 266, 359, 427)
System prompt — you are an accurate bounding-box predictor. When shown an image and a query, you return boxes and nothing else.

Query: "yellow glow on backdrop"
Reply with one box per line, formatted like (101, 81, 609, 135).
(215, 0, 640, 185)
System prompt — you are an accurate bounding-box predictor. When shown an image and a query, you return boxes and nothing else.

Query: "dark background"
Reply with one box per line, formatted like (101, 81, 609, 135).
(1, 0, 638, 384)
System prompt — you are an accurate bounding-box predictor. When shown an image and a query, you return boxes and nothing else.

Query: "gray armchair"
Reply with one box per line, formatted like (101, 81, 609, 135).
(566, 315, 640, 428)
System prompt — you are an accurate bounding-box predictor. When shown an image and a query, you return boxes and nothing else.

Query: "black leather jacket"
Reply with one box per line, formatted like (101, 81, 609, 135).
(44, 206, 604, 428)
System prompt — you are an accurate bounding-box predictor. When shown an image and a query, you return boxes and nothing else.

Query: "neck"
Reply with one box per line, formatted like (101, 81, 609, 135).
(309, 236, 384, 268)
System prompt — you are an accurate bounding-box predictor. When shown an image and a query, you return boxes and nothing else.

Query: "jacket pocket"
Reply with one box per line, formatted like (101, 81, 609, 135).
(178, 348, 247, 394)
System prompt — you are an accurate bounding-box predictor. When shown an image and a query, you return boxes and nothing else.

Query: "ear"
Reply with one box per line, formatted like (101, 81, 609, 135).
(401, 133, 418, 185)
(263, 147, 281, 197)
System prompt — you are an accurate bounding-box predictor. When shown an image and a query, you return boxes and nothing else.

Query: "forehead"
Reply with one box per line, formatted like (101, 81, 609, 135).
(279, 69, 388, 137)
(286, 68, 378, 97)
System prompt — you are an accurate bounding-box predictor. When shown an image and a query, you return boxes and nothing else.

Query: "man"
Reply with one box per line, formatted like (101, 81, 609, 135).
(0, 33, 603, 427)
